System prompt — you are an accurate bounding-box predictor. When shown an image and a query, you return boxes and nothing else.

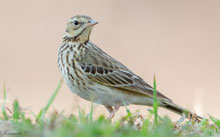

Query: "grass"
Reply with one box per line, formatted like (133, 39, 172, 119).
(0, 79, 220, 137)
(153, 74, 158, 125)
(1, 83, 8, 120)
(36, 79, 63, 121)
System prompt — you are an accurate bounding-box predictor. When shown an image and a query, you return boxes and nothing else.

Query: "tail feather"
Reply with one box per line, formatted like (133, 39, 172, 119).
(163, 101, 203, 120)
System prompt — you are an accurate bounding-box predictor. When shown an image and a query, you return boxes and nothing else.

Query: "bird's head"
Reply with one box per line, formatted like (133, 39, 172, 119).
(65, 15, 98, 42)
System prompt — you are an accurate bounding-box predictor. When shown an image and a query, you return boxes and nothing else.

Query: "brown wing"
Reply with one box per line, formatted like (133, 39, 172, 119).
(79, 42, 171, 101)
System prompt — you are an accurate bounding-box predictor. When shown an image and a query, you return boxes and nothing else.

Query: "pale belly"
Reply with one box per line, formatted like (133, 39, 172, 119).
(64, 77, 154, 107)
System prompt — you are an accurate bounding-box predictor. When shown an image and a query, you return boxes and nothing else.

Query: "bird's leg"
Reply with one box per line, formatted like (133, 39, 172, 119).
(105, 105, 120, 120)
(105, 106, 113, 113)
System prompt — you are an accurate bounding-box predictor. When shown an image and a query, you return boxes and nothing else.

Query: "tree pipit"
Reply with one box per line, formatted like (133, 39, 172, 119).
(58, 15, 202, 120)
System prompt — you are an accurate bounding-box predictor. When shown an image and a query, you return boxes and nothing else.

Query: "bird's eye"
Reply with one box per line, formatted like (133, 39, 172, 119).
(73, 20, 79, 25)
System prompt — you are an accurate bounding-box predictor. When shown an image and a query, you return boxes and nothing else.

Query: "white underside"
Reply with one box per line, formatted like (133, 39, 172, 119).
(64, 77, 154, 107)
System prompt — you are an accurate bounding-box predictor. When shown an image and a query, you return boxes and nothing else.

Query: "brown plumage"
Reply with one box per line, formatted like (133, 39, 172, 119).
(58, 15, 202, 120)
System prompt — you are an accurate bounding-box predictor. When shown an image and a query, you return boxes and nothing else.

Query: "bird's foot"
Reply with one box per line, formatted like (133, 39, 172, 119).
(105, 105, 120, 120)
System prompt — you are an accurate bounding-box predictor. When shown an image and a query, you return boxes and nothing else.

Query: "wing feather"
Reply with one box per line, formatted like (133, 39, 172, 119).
(79, 42, 171, 101)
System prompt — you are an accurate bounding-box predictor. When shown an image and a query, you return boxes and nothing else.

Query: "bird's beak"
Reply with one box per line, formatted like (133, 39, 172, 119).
(87, 20, 98, 27)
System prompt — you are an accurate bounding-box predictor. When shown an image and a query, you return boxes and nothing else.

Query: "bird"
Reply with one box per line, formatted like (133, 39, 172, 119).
(58, 15, 201, 120)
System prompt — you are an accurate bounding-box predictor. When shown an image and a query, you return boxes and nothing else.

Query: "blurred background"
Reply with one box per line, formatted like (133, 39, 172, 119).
(0, 0, 220, 120)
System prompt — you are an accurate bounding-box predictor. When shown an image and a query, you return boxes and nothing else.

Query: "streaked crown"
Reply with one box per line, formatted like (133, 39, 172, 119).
(65, 15, 98, 42)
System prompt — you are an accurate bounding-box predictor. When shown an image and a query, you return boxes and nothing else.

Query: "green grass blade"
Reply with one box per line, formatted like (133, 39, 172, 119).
(13, 100, 20, 120)
(37, 79, 63, 121)
(78, 106, 82, 120)
(209, 115, 220, 127)
(123, 101, 131, 117)
(153, 74, 158, 125)
(88, 103, 93, 122)
(1, 83, 8, 120)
